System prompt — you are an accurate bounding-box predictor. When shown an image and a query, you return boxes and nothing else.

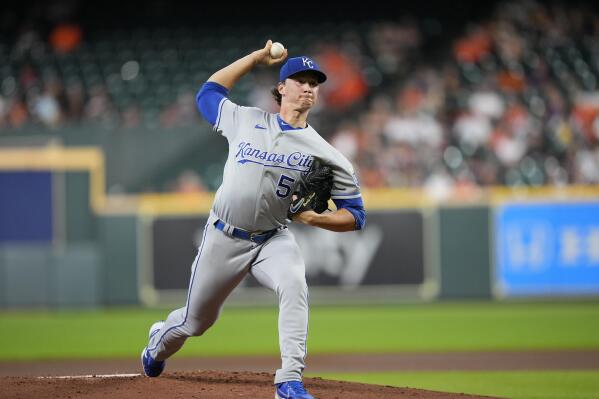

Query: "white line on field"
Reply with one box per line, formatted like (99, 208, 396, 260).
(37, 373, 141, 379)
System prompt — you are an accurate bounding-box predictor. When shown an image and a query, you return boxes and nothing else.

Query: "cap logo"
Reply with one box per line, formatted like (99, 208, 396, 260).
(302, 57, 314, 69)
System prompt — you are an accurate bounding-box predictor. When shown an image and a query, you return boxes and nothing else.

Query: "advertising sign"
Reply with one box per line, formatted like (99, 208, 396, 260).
(151, 211, 425, 292)
(495, 202, 599, 296)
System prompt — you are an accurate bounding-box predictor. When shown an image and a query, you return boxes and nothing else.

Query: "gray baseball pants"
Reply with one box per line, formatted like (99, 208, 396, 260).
(146, 212, 309, 383)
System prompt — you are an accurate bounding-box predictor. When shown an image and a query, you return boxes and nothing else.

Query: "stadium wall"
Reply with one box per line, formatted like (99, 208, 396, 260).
(1, 146, 598, 308)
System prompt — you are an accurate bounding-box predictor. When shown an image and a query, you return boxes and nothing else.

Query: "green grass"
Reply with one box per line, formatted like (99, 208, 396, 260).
(311, 370, 599, 399)
(0, 301, 598, 360)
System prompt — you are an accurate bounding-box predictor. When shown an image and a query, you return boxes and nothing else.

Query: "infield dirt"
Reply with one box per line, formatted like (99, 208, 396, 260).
(3, 370, 503, 399)
(3, 350, 597, 398)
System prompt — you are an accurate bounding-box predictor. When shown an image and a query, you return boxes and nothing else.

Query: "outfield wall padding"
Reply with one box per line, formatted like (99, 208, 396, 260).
(439, 206, 492, 299)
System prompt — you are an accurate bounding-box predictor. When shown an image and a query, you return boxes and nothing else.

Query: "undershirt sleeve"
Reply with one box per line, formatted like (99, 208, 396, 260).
(196, 81, 229, 127)
(332, 197, 366, 230)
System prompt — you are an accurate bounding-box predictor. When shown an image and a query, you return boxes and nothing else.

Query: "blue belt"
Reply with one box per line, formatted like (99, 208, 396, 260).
(214, 219, 280, 244)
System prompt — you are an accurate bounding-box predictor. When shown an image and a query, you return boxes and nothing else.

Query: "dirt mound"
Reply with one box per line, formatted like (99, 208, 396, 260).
(2, 370, 502, 399)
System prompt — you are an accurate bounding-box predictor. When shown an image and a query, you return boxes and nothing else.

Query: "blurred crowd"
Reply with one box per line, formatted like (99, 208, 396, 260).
(2, 1, 599, 191)
(323, 1, 599, 194)
(0, 23, 201, 131)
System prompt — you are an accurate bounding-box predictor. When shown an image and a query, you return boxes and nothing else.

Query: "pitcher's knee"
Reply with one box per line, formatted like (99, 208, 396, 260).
(278, 276, 308, 298)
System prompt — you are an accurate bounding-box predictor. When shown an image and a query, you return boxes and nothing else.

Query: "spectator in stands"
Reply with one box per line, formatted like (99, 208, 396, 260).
(121, 103, 142, 128)
(32, 88, 62, 128)
(49, 23, 82, 54)
(84, 84, 118, 126)
(64, 79, 85, 122)
(168, 169, 208, 193)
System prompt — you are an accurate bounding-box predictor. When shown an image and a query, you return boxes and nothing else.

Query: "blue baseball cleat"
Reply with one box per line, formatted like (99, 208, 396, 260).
(141, 321, 165, 377)
(275, 381, 314, 399)
(141, 347, 164, 377)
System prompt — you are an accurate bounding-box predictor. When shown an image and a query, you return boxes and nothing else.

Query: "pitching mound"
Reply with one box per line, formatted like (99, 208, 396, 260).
(2, 370, 501, 399)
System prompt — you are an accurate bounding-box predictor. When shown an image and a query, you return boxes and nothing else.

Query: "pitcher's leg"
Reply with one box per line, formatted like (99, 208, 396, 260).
(147, 222, 255, 361)
(250, 231, 309, 383)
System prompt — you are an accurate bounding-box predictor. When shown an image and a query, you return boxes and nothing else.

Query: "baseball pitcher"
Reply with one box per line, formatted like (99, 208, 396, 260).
(141, 40, 366, 399)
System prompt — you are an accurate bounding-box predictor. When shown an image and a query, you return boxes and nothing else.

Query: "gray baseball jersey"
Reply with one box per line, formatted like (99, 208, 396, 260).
(212, 99, 361, 231)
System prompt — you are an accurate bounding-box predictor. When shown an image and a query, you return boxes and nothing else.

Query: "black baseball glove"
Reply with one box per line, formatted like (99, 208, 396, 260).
(288, 159, 334, 219)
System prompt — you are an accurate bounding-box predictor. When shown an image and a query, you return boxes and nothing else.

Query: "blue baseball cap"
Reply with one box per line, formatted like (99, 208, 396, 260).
(279, 56, 327, 84)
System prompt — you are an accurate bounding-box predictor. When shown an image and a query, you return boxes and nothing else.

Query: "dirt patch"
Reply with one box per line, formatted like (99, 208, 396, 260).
(2, 370, 503, 399)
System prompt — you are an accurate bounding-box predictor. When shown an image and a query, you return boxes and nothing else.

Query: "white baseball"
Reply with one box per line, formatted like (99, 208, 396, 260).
(270, 42, 285, 58)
